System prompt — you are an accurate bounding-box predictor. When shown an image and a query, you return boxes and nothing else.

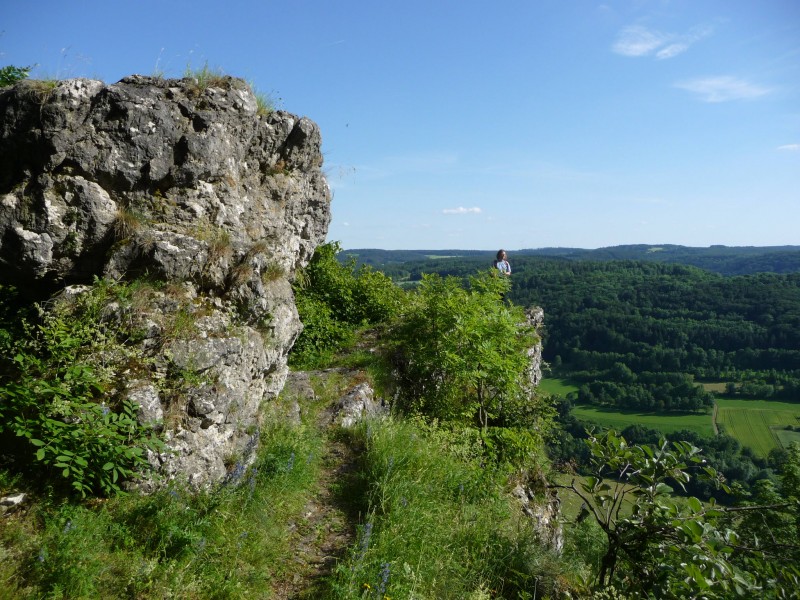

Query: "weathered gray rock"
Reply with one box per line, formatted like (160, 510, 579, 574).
(0, 493, 27, 516)
(525, 306, 544, 391)
(0, 75, 331, 488)
(334, 382, 388, 428)
(511, 477, 564, 554)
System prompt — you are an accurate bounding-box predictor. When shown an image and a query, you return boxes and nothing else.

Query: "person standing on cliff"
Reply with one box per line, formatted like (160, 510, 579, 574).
(494, 249, 511, 276)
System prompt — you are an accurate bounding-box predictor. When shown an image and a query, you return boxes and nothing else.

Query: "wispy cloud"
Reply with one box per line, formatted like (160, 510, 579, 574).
(777, 144, 800, 151)
(442, 206, 482, 215)
(674, 76, 771, 102)
(613, 25, 712, 60)
(613, 25, 667, 57)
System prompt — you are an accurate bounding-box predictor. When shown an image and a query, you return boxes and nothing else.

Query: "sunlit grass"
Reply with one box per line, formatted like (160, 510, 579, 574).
(326, 417, 572, 599)
(0, 391, 326, 599)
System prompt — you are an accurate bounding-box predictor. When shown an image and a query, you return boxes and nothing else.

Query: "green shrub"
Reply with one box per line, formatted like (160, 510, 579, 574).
(290, 242, 404, 368)
(0, 64, 31, 87)
(387, 271, 535, 428)
(0, 282, 164, 497)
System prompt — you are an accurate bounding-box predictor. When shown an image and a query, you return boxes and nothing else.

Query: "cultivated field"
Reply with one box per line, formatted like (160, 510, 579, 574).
(715, 397, 800, 456)
(570, 404, 714, 437)
(541, 378, 800, 455)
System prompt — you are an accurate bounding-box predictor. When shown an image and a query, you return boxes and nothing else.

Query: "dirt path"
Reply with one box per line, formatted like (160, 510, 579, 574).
(271, 372, 363, 600)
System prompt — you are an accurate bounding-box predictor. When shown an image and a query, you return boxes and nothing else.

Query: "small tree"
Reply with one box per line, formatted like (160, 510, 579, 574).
(555, 431, 758, 598)
(388, 271, 535, 428)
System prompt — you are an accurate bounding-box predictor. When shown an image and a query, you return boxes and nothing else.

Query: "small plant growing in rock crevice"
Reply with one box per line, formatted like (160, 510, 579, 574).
(184, 62, 229, 94)
(113, 206, 147, 239)
(261, 262, 285, 283)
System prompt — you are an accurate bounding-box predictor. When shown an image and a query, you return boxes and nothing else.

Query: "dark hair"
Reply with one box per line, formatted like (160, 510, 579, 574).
(496, 249, 506, 260)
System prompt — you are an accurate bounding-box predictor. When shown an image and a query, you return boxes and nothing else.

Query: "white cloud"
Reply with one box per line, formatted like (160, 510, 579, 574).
(442, 206, 482, 215)
(613, 24, 712, 60)
(656, 43, 688, 60)
(777, 144, 800, 151)
(613, 26, 666, 57)
(674, 76, 771, 102)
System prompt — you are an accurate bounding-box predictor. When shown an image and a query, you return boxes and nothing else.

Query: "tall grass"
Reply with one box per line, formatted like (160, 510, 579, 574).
(327, 417, 570, 599)
(0, 404, 324, 598)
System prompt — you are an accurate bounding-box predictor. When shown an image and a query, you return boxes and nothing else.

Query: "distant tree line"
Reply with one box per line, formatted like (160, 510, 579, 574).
(349, 244, 800, 276)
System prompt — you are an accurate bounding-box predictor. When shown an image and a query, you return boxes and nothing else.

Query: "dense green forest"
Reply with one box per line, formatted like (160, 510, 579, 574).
(367, 255, 800, 393)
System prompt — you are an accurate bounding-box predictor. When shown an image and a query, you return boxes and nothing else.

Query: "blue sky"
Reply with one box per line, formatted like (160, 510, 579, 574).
(2, 0, 799, 250)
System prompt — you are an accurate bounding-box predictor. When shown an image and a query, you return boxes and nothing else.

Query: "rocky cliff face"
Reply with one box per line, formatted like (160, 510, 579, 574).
(0, 75, 331, 488)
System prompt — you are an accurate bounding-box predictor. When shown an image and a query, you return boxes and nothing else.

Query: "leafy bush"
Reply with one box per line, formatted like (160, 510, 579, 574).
(556, 431, 760, 597)
(291, 242, 404, 368)
(0, 282, 164, 496)
(387, 271, 536, 428)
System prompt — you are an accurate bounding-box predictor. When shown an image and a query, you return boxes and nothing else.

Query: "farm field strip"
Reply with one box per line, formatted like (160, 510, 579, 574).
(570, 404, 714, 437)
(542, 378, 800, 455)
(716, 397, 800, 456)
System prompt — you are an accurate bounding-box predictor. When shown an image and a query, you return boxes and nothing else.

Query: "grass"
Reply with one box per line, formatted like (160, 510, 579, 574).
(326, 417, 573, 599)
(716, 396, 800, 456)
(0, 389, 326, 599)
(570, 404, 715, 437)
(183, 62, 228, 92)
(537, 377, 580, 397)
(542, 377, 713, 436)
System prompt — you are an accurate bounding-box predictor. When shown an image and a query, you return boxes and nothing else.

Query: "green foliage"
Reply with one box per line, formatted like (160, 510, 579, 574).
(0, 397, 324, 598)
(328, 416, 572, 599)
(388, 271, 535, 428)
(291, 242, 404, 368)
(291, 293, 356, 369)
(728, 442, 800, 593)
(0, 282, 164, 497)
(0, 64, 31, 87)
(557, 431, 761, 598)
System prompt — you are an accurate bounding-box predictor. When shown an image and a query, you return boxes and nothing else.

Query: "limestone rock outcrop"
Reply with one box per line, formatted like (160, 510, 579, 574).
(0, 75, 331, 488)
(525, 306, 544, 391)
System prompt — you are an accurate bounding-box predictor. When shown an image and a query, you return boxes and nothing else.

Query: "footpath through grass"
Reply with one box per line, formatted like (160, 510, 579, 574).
(326, 417, 571, 599)
(1, 372, 576, 599)
(0, 375, 332, 599)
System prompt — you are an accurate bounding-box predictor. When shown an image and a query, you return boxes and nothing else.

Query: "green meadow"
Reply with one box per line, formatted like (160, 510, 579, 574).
(537, 377, 580, 397)
(570, 404, 714, 437)
(541, 378, 800, 455)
